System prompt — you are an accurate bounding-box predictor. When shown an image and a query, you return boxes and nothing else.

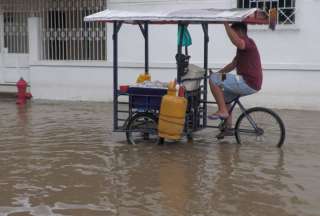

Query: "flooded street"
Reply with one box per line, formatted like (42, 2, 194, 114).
(0, 98, 320, 216)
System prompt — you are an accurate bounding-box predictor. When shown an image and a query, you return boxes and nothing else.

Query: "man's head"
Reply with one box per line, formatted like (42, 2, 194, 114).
(231, 22, 248, 36)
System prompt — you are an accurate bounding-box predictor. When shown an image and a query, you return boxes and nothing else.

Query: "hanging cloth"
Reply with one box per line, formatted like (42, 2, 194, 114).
(177, 25, 192, 47)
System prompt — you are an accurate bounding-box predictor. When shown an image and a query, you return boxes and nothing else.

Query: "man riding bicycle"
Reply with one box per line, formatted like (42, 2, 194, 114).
(209, 22, 263, 138)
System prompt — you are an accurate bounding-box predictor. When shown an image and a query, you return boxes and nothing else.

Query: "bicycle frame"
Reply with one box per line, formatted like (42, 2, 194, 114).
(207, 97, 260, 133)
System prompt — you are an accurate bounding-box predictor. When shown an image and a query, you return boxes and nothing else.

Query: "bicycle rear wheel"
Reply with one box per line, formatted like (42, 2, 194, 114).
(235, 107, 285, 148)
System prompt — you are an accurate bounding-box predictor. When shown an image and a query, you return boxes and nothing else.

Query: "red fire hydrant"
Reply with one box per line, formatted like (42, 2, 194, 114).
(16, 77, 31, 104)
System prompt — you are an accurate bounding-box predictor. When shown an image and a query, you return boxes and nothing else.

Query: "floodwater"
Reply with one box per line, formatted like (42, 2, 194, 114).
(0, 98, 320, 216)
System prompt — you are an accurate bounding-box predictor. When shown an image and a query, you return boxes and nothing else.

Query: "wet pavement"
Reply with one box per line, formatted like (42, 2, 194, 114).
(0, 98, 320, 216)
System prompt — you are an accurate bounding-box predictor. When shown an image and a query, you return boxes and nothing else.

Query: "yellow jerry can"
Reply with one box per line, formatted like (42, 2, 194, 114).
(158, 81, 187, 140)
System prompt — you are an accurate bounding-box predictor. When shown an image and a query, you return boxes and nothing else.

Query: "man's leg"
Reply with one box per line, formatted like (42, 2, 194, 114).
(209, 79, 229, 118)
(210, 72, 238, 138)
(215, 102, 235, 139)
(225, 104, 232, 128)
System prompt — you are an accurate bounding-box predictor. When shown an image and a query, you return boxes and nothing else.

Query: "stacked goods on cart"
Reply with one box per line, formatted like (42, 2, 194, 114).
(120, 74, 169, 110)
(130, 80, 168, 89)
(158, 80, 187, 140)
(120, 73, 168, 93)
(120, 73, 151, 93)
(127, 81, 168, 110)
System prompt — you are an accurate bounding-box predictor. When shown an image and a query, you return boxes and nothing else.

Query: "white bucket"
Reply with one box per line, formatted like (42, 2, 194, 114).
(181, 64, 205, 91)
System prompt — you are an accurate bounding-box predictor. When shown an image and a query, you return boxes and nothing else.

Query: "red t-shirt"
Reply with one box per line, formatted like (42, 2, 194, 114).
(236, 36, 263, 91)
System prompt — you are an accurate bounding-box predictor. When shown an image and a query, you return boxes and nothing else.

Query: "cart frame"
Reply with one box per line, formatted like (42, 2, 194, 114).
(112, 21, 210, 134)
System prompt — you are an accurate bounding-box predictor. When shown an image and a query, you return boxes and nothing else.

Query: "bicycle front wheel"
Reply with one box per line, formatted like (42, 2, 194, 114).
(235, 107, 285, 148)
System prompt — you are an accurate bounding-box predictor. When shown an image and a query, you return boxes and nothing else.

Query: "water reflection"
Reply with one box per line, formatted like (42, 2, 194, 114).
(0, 99, 320, 216)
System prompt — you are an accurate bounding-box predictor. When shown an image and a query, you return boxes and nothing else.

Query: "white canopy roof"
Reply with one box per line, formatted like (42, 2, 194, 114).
(84, 8, 269, 24)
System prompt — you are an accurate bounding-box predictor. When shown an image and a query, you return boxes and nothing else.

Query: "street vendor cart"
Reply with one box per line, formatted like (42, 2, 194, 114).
(84, 8, 285, 147)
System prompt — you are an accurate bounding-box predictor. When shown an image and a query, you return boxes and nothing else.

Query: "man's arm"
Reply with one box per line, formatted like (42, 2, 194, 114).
(218, 57, 237, 74)
(224, 23, 246, 50)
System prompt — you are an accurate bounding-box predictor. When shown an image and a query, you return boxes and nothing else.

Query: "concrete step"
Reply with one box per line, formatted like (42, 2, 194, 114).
(0, 83, 16, 92)
(0, 83, 17, 98)
(0, 92, 16, 98)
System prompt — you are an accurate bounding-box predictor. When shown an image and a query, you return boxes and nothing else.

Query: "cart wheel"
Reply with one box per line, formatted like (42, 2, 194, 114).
(187, 133, 193, 142)
(126, 113, 159, 145)
(158, 137, 165, 145)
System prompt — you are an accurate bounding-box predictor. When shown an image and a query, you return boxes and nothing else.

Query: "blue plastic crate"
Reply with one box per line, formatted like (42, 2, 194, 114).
(128, 87, 167, 110)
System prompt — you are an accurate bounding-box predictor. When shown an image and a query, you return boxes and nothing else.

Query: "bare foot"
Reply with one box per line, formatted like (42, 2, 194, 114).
(208, 112, 229, 120)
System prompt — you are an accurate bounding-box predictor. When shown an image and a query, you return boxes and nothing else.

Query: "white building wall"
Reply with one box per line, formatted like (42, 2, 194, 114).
(0, 12, 30, 84)
(1, 54, 29, 82)
(26, 0, 320, 110)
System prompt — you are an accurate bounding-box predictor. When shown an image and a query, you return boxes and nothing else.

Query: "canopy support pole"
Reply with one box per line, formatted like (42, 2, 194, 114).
(177, 22, 186, 84)
(139, 22, 149, 75)
(202, 23, 209, 127)
(144, 22, 149, 75)
(113, 21, 122, 130)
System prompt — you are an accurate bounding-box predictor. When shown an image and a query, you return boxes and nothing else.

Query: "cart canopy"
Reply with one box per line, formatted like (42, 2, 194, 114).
(84, 8, 270, 25)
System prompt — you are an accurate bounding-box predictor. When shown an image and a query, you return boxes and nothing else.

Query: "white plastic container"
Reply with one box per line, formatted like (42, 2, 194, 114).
(181, 64, 205, 91)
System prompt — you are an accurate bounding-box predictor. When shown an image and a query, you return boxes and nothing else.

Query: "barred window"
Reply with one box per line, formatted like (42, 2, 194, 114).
(40, 0, 107, 61)
(2, 1, 29, 53)
(237, 0, 296, 24)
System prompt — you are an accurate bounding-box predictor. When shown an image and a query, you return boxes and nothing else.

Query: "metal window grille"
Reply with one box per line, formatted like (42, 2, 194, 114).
(1, 0, 29, 53)
(237, 0, 296, 24)
(39, 0, 107, 61)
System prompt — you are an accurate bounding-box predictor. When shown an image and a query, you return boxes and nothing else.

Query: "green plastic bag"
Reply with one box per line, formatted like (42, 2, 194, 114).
(177, 25, 192, 47)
